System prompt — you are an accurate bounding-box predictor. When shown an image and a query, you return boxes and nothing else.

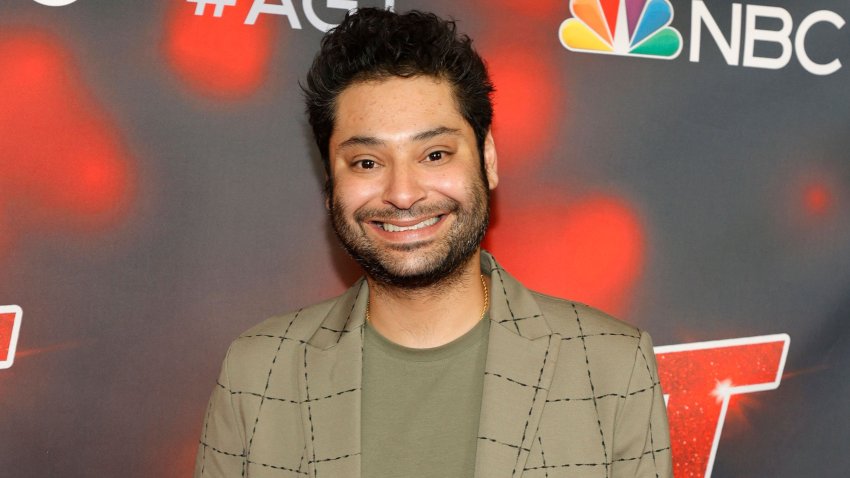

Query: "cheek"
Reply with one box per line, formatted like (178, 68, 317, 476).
(433, 177, 468, 200)
(332, 176, 380, 212)
(430, 165, 485, 200)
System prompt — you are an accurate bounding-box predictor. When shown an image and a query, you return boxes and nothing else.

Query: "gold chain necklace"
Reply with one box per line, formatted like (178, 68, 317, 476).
(479, 274, 489, 319)
(365, 275, 489, 322)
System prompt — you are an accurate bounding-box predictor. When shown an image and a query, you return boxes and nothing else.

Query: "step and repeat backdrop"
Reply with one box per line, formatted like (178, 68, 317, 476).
(1, 0, 848, 476)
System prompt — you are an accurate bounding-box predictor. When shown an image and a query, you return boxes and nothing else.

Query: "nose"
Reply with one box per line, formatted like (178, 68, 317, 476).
(382, 161, 426, 210)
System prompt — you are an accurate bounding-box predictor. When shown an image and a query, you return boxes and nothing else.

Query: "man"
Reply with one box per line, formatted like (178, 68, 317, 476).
(195, 8, 671, 478)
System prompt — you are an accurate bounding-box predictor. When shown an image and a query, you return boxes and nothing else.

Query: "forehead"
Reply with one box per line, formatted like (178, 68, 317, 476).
(332, 76, 468, 141)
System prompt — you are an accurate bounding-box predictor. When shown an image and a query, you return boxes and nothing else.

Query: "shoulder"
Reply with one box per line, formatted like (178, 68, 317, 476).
(530, 290, 641, 339)
(237, 295, 339, 342)
(219, 295, 343, 383)
(530, 290, 655, 380)
(530, 291, 659, 395)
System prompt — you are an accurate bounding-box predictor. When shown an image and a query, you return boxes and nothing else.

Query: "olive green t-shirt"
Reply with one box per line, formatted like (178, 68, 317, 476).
(362, 316, 490, 478)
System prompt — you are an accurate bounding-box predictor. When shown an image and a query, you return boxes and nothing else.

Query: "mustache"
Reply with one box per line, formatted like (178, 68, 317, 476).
(351, 200, 460, 223)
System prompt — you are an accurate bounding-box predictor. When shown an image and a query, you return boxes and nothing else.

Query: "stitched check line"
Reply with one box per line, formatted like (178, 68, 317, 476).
(199, 440, 245, 458)
(477, 437, 672, 467)
(303, 346, 318, 476)
(199, 397, 214, 475)
(522, 447, 671, 470)
(247, 459, 310, 475)
(637, 340, 656, 381)
(637, 338, 661, 478)
(239, 334, 308, 344)
(307, 452, 361, 465)
(319, 326, 351, 334)
(513, 335, 552, 477)
(573, 303, 610, 478)
(484, 372, 548, 390)
(297, 445, 307, 474)
(648, 418, 660, 478)
(245, 310, 300, 467)
(219, 382, 359, 404)
(477, 435, 531, 452)
(561, 332, 640, 342)
(199, 441, 323, 476)
(496, 314, 542, 324)
(336, 280, 365, 344)
(538, 436, 549, 478)
(545, 382, 660, 402)
(493, 263, 521, 334)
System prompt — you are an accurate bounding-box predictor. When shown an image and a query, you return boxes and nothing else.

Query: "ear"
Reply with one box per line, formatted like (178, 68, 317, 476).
(483, 130, 499, 190)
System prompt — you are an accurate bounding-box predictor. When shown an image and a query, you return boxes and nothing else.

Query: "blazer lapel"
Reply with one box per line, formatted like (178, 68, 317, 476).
(294, 252, 560, 478)
(298, 280, 368, 478)
(475, 252, 561, 478)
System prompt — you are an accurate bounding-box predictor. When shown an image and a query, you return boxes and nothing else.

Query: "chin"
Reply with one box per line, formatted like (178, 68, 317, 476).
(365, 250, 474, 290)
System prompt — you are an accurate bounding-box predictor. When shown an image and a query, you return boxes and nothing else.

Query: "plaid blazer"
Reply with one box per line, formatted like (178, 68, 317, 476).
(195, 251, 672, 477)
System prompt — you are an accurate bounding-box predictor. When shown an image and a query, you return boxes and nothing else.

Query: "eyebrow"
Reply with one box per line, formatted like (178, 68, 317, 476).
(336, 126, 462, 151)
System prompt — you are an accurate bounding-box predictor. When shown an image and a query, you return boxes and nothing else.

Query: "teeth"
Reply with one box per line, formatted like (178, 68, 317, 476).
(380, 216, 440, 232)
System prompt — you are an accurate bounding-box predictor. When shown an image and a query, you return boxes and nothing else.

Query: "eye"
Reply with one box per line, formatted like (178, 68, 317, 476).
(354, 159, 377, 170)
(426, 151, 445, 161)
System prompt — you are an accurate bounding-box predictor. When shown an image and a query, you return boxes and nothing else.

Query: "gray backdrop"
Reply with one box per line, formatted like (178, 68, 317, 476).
(1, 0, 848, 476)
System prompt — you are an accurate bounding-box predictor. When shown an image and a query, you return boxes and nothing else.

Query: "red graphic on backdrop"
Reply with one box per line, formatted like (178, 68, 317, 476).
(0, 305, 23, 370)
(485, 194, 644, 317)
(0, 29, 133, 237)
(655, 334, 790, 478)
(163, 0, 278, 99)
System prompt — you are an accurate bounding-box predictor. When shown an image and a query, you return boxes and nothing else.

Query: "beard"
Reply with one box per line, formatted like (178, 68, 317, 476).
(330, 176, 490, 290)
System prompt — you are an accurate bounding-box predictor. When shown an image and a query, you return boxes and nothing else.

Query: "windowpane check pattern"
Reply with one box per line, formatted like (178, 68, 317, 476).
(195, 252, 672, 478)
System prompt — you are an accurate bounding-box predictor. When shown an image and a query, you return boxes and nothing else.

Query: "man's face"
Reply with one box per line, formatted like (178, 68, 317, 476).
(328, 75, 498, 289)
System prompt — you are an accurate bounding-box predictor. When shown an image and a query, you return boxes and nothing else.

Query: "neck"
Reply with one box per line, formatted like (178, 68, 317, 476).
(365, 250, 489, 348)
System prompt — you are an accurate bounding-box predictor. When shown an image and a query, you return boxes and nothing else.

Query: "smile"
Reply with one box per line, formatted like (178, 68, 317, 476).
(377, 215, 442, 232)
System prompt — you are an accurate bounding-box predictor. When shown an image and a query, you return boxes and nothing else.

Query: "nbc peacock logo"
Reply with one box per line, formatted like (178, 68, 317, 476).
(559, 0, 682, 59)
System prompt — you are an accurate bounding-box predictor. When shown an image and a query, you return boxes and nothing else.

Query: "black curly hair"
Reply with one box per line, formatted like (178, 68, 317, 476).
(302, 8, 494, 177)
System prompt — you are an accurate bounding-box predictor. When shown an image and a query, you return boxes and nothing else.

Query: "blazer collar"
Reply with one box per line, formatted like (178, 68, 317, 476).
(480, 250, 552, 340)
(307, 249, 552, 350)
(306, 278, 368, 350)
(306, 250, 553, 350)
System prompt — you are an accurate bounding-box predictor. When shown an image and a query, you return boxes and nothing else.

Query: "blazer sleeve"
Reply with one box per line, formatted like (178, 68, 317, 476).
(611, 330, 673, 478)
(194, 346, 248, 477)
